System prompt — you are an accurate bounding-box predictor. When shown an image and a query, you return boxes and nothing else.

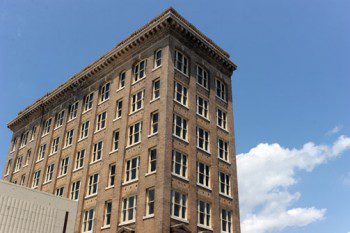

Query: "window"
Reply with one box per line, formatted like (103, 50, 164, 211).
(75, 149, 85, 170)
(174, 50, 188, 75)
(197, 127, 210, 152)
(133, 60, 146, 83)
(80, 121, 89, 139)
(121, 196, 137, 223)
(124, 157, 139, 183)
(107, 164, 116, 187)
(112, 130, 119, 152)
(115, 99, 123, 119)
(148, 148, 157, 173)
(197, 162, 210, 189)
(118, 71, 126, 89)
(59, 157, 69, 176)
(217, 108, 227, 130)
(91, 141, 103, 163)
(87, 173, 99, 196)
(55, 110, 65, 128)
(70, 180, 80, 200)
(103, 201, 112, 227)
(150, 111, 159, 135)
(95, 111, 107, 131)
(218, 139, 229, 162)
(100, 82, 110, 103)
(37, 144, 46, 161)
(146, 188, 155, 216)
(45, 164, 55, 183)
(30, 126, 37, 141)
(219, 171, 231, 197)
(152, 79, 160, 100)
(24, 150, 31, 166)
(174, 81, 188, 106)
(198, 200, 211, 228)
(196, 65, 209, 89)
(5, 159, 12, 175)
(172, 150, 187, 178)
(42, 118, 52, 136)
(68, 102, 79, 120)
(196, 96, 209, 119)
(128, 122, 142, 146)
(82, 209, 95, 233)
(221, 209, 232, 233)
(64, 129, 74, 147)
(50, 137, 60, 154)
(11, 138, 17, 152)
(216, 79, 227, 101)
(14, 156, 22, 172)
(32, 170, 41, 188)
(56, 187, 64, 197)
(173, 114, 187, 141)
(20, 131, 29, 148)
(154, 49, 162, 68)
(130, 90, 145, 113)
(20, 175, 26, 185)
(84, 93, 94, 112)
(171, 190, 187, 220)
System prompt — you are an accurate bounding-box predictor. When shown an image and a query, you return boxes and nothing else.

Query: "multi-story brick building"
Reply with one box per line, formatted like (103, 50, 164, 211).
(2, 8, 240, 233)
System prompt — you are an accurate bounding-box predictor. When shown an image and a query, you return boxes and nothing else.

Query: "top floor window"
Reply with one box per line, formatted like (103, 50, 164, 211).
(55, 110, 65, 129)
(11, 138, 17, 152)
(68, 102, 79, 120)
(100, 82, 110, 103)
(42, 118, 52, 136)
(216, 79, 227, 101)
(174, 50, 188, 75)
(29, 126, 37, 141)
(84, 93, 94, 112)
(133, 60, 146, 83)
(20, 131, 29, 148)
(196, 65, 209, 89)
(154, 49, 162, 68)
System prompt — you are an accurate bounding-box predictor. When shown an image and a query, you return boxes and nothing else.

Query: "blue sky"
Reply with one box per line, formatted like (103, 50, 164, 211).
(0, 1, 349, 232)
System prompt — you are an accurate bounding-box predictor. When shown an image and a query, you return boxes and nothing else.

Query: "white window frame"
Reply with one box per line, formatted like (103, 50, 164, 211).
(64, 129, 74, 148)
(56, 187, 64, 197)
(128, 121, 142, 146)
(20, 131, 29, 148)
(91, 141, 103, 163)
(55, 110, 65, 129)
(112, 130, 119, 152)
(133, 59, 147, 83)
(84, 92, 94, 112)
(197, 127, 210, 153)
(37, 144, 46, 161)
(219, 171, 231, 197)
(5, 159, 12, 176)
(115, 99, 123, 119)
(68, 102, 79, 121)
(216, 79, 227, 101)
(146, 188, 155, 216)
(118, 71, 126, 89)
(154, 49, 162, 68)
(32, 170, 41, 188)
(218, 139, 230, 163)
(70, 180, 80, 200)
(196, 65, 209, 89)
(29, 126, 37, 141)
(82, 208, 95, 233)
(217, 108, 228, 130)
(173, 114, 188, 141)
(148, 148, 157, 174)
(42, 118, 52, 136)
(196, 95, 209, 120)
(103, 201, 112, 227)
(75, 149, 85, 170)
(59, 157, 69, 177)
(80, 121, 89, 139)
(172, 150, 187, 179)
(221, 208, 232, 233)
(95, 111, 107, 132)
(174, 50, 188, 75)
(121, 195, 137, 224)
(130, 90, 145, 114)
(100, 82, 110, 103)
(150, 111, 159, 135)
(50, 137, 60, 155)
(152, 79, 160, 100)
(171, 190, 187, 220)
(197, 162, 210, 189)
(174, 81, 188, 107)
(44, 163, 54, 183)
(124, 156, 139, 183)
(198, 200, 211, 228)
(24, 150, 31, 166)
(87, 173, 99, 197)
(107, 164, 116, 187)
(11, 138, 17, 152)
(14, 156, 22, 172)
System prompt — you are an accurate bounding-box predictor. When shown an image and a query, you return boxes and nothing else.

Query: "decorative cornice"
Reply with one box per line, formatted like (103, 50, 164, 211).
(7, 7, 237, 131)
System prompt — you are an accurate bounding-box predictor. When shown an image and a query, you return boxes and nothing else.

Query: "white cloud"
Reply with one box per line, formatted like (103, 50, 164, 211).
(237, 135, 350, 233)
(326, 125, 343, 135)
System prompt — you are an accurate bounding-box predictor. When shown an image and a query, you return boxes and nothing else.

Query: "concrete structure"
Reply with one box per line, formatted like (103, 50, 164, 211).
(0, 179, 77, 233)
(2, 8, 240, 233)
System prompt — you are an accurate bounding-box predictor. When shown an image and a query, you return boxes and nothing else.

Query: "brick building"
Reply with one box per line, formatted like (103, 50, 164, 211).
(2, 8, 240, 233)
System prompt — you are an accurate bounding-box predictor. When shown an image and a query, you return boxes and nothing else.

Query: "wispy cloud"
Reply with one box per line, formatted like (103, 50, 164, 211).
(326, 125, 343, 136)
(237, 135, 350, 233)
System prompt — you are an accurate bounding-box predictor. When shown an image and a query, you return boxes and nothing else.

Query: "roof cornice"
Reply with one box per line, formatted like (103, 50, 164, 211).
(7, 7, 237, 131)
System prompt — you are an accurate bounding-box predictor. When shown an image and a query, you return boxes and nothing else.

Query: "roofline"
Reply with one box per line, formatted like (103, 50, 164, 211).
(7, 7, 237, 130)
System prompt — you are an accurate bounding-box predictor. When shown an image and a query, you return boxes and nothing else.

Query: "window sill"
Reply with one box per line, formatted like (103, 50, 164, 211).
(171, 216, 189, 224)
(57, 174, 67, 179)
(196, 83, 209, 91)
(41, 133, 49, 138)
(197, 183, 211, 191)
(122, 179, 138, 186)
(10, 150, 15, 154)
(73, 167, 83, 173)
(49, 152, 57, 156)
(54, 125, 63, 131)
(78, 137, 88, 143)
(101, 225, 110, 230)
(197, 224, 213, 231)
(143, 214, 155, 220)
(43, 180, 52, 185)
(113, 117, 121, 122)
(217, 126, 229, 133)
(19, 145, 26, 150)
(196, 113, 210, 122)
(216, 96, 228, 103)
(150, 97, 160, 104)
(13, 170, 20, 174)
(67, 117, 77, 123)
(173, 100, 189, 110)
(63, 145, 72, 150)
(118, 220, 135, 227)
(117, 87, 125, 92)
(125, 141, 141, 150)
(196, 146, 211, 155)
(94, 128, 106, 134)
(105, 185, 114, 190)
(82, 108, 92, 115)
(131, 76, 146, 86)
(109, 149, 118, 155)
(174, 68, 189, 78)
(152, 65, 162, 72)
(98, 98, 110, 106)
(172, 135, 189, 144)
(23, 164, 28, 168)
(218, 157, 231, 165)
(90, 159, 102, 165)
(129, 108, 144, 116)
(36, 159, 44, 163)
(85, 193, 98, 199)
(145, 171, 156, 177)
(219, 193, 233, 200)
(148, 132, 158, 138)
(172, 173, 189, 182)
